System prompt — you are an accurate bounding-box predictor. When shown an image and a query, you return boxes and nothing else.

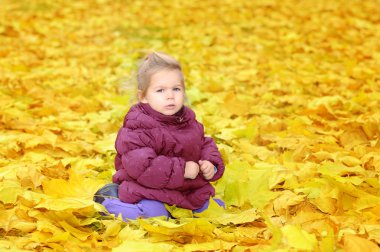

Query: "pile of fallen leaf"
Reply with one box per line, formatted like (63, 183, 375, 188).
(1, 0, 380, 251)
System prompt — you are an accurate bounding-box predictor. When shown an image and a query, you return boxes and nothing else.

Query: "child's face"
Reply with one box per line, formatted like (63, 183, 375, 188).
(141, 69, 185, 115)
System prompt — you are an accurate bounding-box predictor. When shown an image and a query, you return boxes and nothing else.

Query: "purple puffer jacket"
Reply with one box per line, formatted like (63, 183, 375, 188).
(112, 102, 225, 210)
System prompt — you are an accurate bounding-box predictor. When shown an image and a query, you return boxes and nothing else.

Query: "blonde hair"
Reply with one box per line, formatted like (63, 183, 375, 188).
(137, 52, 184, 96)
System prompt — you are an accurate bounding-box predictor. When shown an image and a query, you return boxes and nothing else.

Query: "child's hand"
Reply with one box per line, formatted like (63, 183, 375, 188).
(184, 161, 200, 179)
(199, 160, 215, 180)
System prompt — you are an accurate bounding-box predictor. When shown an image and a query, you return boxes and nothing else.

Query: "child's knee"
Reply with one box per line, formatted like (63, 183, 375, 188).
(137, 199, 169, 218)
(102, 198, 142, 220)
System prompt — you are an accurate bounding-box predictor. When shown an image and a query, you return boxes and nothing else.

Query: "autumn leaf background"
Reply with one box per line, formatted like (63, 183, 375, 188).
(1, 0, 380, 251)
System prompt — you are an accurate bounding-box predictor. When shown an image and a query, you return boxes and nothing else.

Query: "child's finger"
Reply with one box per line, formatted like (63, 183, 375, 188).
(204, 170, 213, 180)
(200, 163, 210, 172)
(199, 164, 204, 171)
(201, 166, 209, 173)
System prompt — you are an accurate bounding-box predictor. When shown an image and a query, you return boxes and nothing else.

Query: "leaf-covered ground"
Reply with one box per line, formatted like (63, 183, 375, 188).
(1, 0, 380, 251)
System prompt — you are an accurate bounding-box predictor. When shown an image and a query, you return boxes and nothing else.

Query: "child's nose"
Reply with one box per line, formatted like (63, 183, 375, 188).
(167, 90, 174, 99)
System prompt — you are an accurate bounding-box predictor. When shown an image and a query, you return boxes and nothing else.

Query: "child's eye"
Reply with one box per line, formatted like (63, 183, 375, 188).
(173, 87, 181, 92)
(156, 89, 164, 93)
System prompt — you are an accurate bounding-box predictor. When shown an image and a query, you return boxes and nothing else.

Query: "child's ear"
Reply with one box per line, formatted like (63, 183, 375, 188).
(138, 90, 147, 103)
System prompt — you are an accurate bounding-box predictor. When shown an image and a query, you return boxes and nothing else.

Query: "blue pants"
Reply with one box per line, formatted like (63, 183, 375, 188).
(102, 198, 225, 221)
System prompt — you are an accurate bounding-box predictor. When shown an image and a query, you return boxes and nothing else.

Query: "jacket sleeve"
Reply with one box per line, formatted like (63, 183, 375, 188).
(113, 127, 186, 189)
(199, 124, 225, 182)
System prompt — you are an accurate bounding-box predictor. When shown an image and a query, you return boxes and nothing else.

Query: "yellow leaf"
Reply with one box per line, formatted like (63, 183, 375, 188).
(223, 92, 251, 116)
(36, 219, 66, 236)
(46, 232, 70, 243)
(9, 220, 36, 233)
(58, 220, 91, 241)
(21, 151, 55, 163)
(17, 165, 44, 188)
(102, 220, 121, 238)
(165, 204, 193, 219)
(24, 130, 58, 149)
(343, 234, 380, 252)
(339, 128, 368, 147)
(339, 155, 362, 167)
(320, 226, 336, 252)
(118, 225, 147, 241)
(272, 190, 305, 215)
(138, 218, 215, 241)
(0, 180, 23, 204)
(0, 163, 19, 180)
(42, 169, 104, 199)
(319, 162, 364, 185)
(195, 199, 260, 225)
(0, 209, 15, 230)
(183, 240, 237, 252)
(281, 224, 317, 251)
(35, 198, 97, 212)
(113, 240, 174, 252)
(93, 133, 117, 154)
(246, 164, 281, 210)
(364, 225, 380, 245)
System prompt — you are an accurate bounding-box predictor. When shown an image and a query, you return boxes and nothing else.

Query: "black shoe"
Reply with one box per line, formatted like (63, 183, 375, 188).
(94, 183, 119, 204)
